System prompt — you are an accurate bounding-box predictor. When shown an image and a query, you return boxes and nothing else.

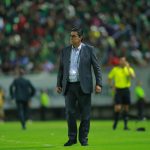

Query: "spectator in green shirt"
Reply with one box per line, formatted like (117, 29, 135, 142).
(40, 89, 50, 121)
(135, 81, 146, 120)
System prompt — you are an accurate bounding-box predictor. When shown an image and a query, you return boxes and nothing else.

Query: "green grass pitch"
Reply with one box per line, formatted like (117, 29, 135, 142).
(0, 120, 150, 150)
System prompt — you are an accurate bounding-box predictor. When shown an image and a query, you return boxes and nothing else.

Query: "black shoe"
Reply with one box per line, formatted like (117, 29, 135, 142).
(113, 125, 116, 130)
(81, 142, 88, 146)
(124, 127, 130, 130)
(22, 124, 26, 130)
(80, 139, 88, 146)
(64, 140, 77, 146)
(113, 122, 117, 130)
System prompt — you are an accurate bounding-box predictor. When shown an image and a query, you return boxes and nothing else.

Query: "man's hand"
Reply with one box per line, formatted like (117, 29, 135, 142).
(125, 61, 130, 68)
(95, 85, 102, 93)
(56, 87, 62, 94)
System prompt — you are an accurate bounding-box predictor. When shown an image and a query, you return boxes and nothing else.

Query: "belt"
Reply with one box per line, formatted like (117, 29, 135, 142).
(68, 81, 80, 84)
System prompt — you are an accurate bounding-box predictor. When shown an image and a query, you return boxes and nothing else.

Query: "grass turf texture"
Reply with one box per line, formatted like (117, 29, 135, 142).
(0, 120, 150, 150)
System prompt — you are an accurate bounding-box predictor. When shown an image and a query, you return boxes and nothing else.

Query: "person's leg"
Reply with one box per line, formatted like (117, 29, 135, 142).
(113, 89, 122, 130)
(40, 106, 45, 121)
(77, 88, 91, 145)
(23, 101, 29, 129)
(0, 108, 5, 121)
(122, 105, 129, 130)
(122, 88, 130, 130)
(138, 100, 145, 120)
(113, 104, 121, 130)
(137, 101, 141, 120)
(140, 100, 145, 120)
(65, 83, 77, 143)
(16, 101, 26, 129)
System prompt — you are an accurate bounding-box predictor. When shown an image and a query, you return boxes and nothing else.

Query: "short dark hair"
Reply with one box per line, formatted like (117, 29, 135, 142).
(17, 67, 25, 76)
(118, 54, 126, 59)
(71, 26, 83, 37)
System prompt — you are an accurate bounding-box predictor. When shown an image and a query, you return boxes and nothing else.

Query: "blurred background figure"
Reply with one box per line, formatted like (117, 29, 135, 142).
(0, 86, 5, 122)
(135, 80, 146, 120)
(9, 68, 35, 129)
(40, 89, 50, 121)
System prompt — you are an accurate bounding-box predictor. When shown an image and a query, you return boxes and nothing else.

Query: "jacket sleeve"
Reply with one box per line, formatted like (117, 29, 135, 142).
(28, 81, 36, 97)
(57, 49, 63, 87)
(9, 80, 15, 99)
(91, 47, 102, 87)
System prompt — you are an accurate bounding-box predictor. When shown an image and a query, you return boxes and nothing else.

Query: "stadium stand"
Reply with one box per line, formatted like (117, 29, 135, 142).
(0, 0, 150, 74)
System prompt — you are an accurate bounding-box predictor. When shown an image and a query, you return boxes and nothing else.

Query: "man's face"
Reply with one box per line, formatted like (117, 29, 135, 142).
(119, 57, 126, 67)
(70, 31, 82, 46)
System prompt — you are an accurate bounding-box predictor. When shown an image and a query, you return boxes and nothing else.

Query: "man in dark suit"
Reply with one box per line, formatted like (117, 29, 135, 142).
(56, 27, 102, 146)
(10, 68, 35, 129)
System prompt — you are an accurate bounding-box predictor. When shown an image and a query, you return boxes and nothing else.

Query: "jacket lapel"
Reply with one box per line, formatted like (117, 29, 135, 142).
(78, 43, 85, 68)
(66, 45, 72, 72)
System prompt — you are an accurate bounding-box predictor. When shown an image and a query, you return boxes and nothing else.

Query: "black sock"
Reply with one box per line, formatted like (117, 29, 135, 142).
(113, 112, 119, 129)
(123, 111, 128, 129)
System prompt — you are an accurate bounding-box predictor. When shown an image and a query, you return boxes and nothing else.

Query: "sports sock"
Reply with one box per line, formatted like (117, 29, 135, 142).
(123, 111, 128, 129)
(113, 112, 119, 130)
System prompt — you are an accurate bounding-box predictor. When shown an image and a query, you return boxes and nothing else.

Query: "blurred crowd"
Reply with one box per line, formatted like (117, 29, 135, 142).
(0, 0, 150, 74)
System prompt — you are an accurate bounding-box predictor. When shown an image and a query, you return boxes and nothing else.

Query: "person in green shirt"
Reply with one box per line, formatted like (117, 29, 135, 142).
(135, 81, 146, 120)
(40, 89, 50, 121)
(108, 56, 136, 130)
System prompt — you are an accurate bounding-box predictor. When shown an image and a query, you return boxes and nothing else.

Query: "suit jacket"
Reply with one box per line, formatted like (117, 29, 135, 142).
(10, 77, 36, 102)
(57, 43, 102, 94)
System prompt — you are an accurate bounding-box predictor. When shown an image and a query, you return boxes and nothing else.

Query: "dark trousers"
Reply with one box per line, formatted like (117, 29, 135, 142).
(16, 101, 29, 128)
(40, 106, 47, 121)
(65, 82, 91, 143)
(137, 99, 145, 120)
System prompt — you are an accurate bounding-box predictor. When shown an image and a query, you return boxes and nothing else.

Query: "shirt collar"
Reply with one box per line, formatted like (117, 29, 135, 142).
(72, 43, 83, 51)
